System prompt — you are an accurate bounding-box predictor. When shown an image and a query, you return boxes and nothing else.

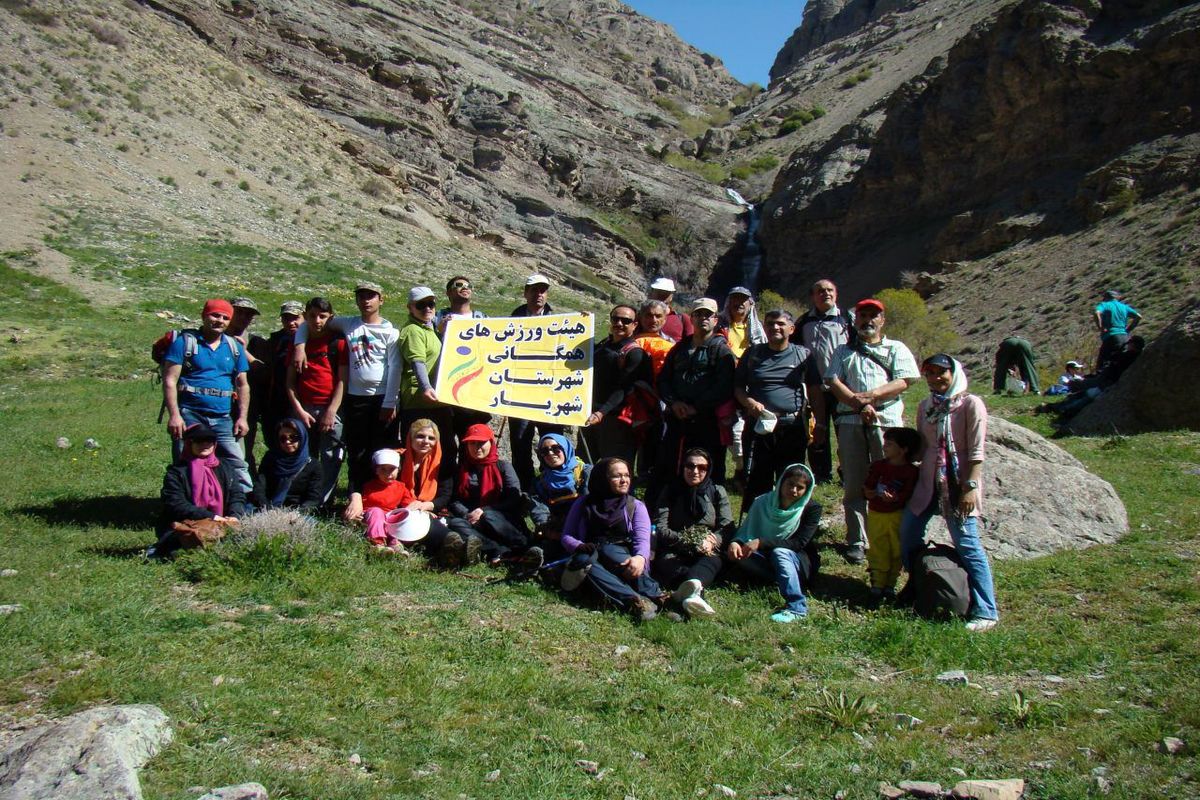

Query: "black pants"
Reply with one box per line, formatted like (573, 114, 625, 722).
(342, 394, 398, 494)
(508, 418, 564, 492)
(447, 508, 530, 559)
(808, 389, 836, 484)
(652, 551, 724, 590)
(745, 422, 809, 504)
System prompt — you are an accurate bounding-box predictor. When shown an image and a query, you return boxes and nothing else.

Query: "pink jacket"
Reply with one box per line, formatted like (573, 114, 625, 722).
(908, 394, 987, 517)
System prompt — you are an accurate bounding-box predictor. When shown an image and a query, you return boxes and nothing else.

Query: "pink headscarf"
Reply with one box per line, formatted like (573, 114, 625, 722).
(184, 430, 224, 516)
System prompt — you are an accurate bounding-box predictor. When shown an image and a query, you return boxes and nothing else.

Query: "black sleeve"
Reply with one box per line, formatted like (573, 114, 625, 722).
(713, 485, 736, 542)
(293, 461, 325, 511)
(161, 466, 215, 522)
(220, 462, 247, 518)
(431, 456, 455, 511)
(249, 471, 269, 510)
(653, 489, 682, 549)
(780, 502, 822, 553)
(734, 348, 753, 394)
(490, 461, 525, 515)
(658, 343, 681, 405)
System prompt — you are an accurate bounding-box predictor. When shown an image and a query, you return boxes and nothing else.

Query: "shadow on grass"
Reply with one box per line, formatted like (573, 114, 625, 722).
(810, 571, 875, 611)
(17, 494, 159, 531)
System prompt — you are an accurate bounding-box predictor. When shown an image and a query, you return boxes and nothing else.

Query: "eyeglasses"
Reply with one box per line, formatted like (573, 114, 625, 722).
(280, 434, 301, 443)
(415, 300, 436, 310)
(537, 445, 564, 456)
(610, 316, 635, 325)
(683, 462, 709, 472)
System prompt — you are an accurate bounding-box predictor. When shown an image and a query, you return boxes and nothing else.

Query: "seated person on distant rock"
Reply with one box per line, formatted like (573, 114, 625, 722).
(149, 424, 246, 559)
(250, 418, 324, 513)
(1044, 360, 1086, 396)
(1036, 336, 1145, 420)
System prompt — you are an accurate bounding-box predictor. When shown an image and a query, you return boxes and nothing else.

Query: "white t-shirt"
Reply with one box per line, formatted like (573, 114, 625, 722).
(296, 315, 401, 405)
(823, 337, 919, 427)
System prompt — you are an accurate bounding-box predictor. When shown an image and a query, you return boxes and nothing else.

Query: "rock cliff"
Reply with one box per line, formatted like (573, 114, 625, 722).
(751, 0, 1200, 373)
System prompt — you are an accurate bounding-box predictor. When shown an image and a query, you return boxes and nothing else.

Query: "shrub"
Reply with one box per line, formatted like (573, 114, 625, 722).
(663, 152, 727, 185)
(874, 288, 960, 361)
(360, 177, 390, 198)
(237, 180, 250, 191)
(841, 67, 873, 89)
(757, 289, 802, 320)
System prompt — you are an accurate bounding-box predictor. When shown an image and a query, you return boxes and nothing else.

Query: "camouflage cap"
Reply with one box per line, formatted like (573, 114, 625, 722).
(280, 301, 304, 316)
(229, 297, 260, 314)
(355, 281, 384, 295)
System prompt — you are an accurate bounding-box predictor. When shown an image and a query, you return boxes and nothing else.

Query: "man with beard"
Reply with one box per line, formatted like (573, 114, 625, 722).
(824, 298, 919, 564)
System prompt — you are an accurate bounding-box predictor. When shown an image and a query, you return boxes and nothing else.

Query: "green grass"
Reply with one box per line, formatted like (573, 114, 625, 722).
(0, 243, 1198, 798)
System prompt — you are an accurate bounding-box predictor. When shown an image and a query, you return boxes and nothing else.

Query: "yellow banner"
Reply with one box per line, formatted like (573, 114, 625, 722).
(436, 313, 594, 426)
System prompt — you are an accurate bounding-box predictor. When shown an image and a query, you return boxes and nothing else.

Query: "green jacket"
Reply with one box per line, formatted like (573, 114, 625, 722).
(397, 315, 442, 409)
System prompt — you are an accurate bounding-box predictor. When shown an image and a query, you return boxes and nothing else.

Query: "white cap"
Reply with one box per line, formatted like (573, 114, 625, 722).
(372, 449, 401, 468)
(525, 273, 551, 287)
(650, 277, 676, 292)
(408, 286, 435, 302)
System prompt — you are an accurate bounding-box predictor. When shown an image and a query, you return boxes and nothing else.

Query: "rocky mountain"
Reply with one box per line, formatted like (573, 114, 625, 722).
(737, 0, 1200, 378)
(0, 0, 747, 306)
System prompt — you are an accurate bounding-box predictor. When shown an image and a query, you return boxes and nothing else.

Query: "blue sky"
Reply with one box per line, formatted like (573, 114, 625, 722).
(623, 1, 806, 87)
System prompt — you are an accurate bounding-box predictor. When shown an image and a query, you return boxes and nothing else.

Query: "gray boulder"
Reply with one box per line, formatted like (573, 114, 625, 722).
(923, 417, 1127, 559)
(0, 704, 172, 800)
(1069, 302, 1200, 434)
(198, 783, 269, 800)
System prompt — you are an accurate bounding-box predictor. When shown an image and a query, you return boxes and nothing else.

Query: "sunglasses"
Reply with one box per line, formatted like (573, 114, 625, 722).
(537, 445, 564, 456)
(451, 280, 471, 290)
(610, 316, 635, 325)
(280, 434, 301, 443)
(415, 300, 436, 310)
(683, 462, 709, 472)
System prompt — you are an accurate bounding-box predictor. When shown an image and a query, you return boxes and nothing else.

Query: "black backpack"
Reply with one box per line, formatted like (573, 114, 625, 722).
(898, 543, 971, 619)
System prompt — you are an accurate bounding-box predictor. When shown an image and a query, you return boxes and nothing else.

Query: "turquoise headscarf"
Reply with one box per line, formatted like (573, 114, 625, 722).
(735, 463, 815, 547)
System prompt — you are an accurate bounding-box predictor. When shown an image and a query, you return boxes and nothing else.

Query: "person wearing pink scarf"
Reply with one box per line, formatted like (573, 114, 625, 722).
(900, 354, 998, 632)
(150, 424, 246, 558)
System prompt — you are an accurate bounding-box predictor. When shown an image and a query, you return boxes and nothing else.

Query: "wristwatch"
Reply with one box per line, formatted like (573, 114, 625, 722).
(964, 479, 979, 491)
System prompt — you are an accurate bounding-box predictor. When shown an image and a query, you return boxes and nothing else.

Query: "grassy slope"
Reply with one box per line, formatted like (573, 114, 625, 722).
(0, 248, 1198, 799)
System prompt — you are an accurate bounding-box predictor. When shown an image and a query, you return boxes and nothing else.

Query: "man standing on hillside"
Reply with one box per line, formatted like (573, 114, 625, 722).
(508, 274, 564, 490)
(824, 298, 919, 564)
(436, 275, 484, 335)
(657, 298, 737, 492)
(162, 298, 252, 491)
(1093, 289, 1141, 372)
(735, 309, 818, 503)
(293, 281, 400, 494)
(647, 277, 694, 343)
(794, 279, 854, 485)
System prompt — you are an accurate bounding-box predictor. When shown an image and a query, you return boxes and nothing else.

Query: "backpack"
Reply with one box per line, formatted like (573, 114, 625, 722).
(151, 329, 243, 421)
(897, 543, 971, 619)
(614, 337, 660, 429)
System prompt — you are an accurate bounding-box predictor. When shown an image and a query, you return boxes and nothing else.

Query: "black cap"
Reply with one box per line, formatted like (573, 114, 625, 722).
(182, 423, 220, 441)
(922, 353, 955, 371)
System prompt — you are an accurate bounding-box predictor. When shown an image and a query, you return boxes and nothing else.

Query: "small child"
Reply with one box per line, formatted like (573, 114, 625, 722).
(361, 448, 417, 553)
(862, 427, 922, 600)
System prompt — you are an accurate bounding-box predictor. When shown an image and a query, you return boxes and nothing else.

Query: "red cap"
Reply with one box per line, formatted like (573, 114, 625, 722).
(461, 423, 494, 443)
(854, 298, 884, 314)
(203, 298, 235, 318)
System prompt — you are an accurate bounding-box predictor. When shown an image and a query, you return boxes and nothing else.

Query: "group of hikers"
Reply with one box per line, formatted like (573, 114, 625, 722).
(151, 274, 1000, 631)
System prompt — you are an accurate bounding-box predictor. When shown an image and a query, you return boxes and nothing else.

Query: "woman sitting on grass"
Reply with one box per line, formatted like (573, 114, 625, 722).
(725, 463, 822, 623)
(901, 354, 999, 632)
(149, 423, 246, 559)
(250, 418, 324, 513)
(652, 448, 733, 618)
(344, 419, 453, 559)
(444, 424, 529, 569)
(559, 457, 664, 622)
(528, 433, 591, 561)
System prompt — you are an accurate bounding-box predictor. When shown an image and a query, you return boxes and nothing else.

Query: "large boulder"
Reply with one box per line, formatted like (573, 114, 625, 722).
(1069, 302, 1200, 434)
(0, 705, 172, 800)
(924, 417, 1127, 559)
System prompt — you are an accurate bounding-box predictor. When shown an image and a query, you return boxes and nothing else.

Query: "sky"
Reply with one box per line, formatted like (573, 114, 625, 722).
(623, 1, 806, 87)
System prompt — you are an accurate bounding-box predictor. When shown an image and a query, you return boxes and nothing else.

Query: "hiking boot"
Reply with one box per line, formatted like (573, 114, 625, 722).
(630, 595, 658, 622)
(843, 545, 866, 565)
(682, 594, 716, 618)
(520, 546, 545, 571)
(669, 578, 703, 606)
(463, 534, 484, 566)
(440, 532, 465, 570)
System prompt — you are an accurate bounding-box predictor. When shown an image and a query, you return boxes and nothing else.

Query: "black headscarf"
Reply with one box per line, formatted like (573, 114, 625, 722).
(258, 419, 311, 507)
(582, 457, 631, 538)
(675, 448, 715, 521)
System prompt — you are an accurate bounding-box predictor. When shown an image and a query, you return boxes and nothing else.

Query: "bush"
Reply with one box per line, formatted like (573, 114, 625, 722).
(874, 288, 960, 362)
(757, 289, 803, 321)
